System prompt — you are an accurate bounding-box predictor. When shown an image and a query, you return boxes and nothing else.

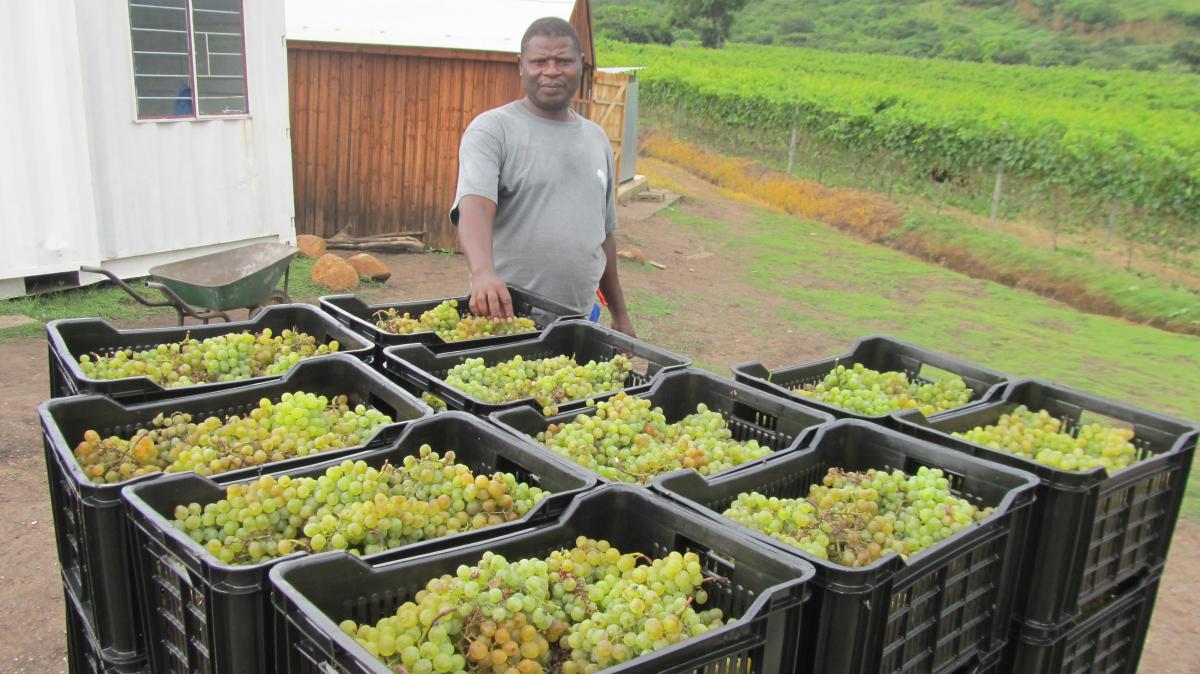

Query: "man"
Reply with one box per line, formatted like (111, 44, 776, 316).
(450, 17, 635, 336)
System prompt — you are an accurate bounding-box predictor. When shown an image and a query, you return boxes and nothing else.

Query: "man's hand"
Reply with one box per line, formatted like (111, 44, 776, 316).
(469, 270, 514, 320)
(610, 313, 636, 338)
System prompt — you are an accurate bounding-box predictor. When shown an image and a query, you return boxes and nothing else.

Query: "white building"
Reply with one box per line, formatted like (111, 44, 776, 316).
(0, 0, 295, 299)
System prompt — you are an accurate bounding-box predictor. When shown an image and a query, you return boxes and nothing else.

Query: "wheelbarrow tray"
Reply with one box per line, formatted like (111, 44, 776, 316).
(148, 242, 296, 311)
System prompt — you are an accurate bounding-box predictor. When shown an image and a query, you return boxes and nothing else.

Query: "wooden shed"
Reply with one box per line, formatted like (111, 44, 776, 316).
(285, 0, 596, 250)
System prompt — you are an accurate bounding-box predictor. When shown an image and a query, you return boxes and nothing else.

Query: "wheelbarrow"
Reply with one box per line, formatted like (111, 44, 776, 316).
(81, 242, 297, 326)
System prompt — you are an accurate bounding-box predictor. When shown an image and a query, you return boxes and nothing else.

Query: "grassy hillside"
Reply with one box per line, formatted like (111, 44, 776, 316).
(594, 0, 1200, 70)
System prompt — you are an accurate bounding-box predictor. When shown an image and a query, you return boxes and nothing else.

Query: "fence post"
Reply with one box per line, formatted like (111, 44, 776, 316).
(989, 166, 1004, 233)
(786, 125, 798, 175)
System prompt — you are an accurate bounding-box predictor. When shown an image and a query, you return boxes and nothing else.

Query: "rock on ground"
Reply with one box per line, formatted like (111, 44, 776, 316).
(346, 253, 391, 282)
(297, 235, 326, 259)
(311, 253, 359, 291)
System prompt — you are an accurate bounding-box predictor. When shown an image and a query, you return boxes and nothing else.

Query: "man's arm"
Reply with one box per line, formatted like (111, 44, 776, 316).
(599, 232, 635, 337)
(457, 195, 514, 320)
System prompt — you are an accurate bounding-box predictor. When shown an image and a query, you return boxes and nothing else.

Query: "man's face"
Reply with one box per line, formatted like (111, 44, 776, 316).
(519, 35, 582, 113)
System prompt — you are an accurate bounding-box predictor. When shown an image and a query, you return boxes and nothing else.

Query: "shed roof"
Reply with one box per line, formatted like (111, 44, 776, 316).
(286, 0, 579, 53)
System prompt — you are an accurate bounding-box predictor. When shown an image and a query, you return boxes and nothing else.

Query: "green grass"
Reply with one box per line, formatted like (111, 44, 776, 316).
(0, 257, 371, 343)
(0, 285, 163, 342)
(895, 207, 1200, 332)
(665, 207, 1200, 518)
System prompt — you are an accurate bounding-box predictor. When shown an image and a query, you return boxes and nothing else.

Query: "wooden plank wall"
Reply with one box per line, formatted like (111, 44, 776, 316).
(588, 71, 629, 171)
(288, 43, 522, 249)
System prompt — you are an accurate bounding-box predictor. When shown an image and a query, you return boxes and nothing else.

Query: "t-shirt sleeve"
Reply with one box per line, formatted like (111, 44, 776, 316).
(449, 118, 504, 226)
(603, 135, 618, 235)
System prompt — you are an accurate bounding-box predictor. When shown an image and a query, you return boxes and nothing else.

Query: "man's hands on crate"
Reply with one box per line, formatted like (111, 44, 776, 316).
(468, 270, 515, 322)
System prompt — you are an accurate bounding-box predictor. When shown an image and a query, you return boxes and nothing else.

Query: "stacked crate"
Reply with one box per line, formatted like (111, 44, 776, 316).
(894, 379, 1197, 674)
(40, 306, 422, 673)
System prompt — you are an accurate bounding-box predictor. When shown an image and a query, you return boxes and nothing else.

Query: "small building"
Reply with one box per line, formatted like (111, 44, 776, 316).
(1, 1, 295, 299)
(285, 0, 597, 250)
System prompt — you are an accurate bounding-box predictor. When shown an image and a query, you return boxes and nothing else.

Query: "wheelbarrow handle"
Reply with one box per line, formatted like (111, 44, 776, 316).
(79, 266, 177, 310)
(79, 266, 230, 326)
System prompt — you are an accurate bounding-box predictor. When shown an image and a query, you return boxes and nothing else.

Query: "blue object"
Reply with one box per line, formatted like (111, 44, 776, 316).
(589, 303, 601, 322)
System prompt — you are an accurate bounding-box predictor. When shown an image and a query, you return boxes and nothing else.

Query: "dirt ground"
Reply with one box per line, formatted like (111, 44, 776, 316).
(1, 163, 1195, 673)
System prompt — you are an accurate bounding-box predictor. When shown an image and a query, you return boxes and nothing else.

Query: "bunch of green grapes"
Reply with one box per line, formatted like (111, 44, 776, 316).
(954, 405, 1138, 472)
(77, 327, 339, 388)
(71, 392, 393, 484)
(172, 446, 548, 565)
(373, 299, 536, 342)
(341, 537, 726, 674)
(422, 392, 450, 412)
(445, 354, 634, 415)
(537, 392, 772, 484)
(795, 363, 972, 416)
(724, 466, 991, 567)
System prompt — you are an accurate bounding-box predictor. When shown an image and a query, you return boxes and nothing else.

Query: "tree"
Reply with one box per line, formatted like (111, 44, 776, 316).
(667, 0, 750, 49)
(595, 5, 674, 45)
(1172, 40, 1200, 71)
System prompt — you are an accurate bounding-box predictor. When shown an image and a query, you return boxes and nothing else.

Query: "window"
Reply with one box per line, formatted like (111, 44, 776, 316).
(127, 0, 248, 119)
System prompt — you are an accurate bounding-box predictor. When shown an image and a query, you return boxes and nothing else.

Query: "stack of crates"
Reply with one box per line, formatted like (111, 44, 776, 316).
(39, 281, 1197, 674)
(40, 306, 424, 673)
(894, 379, 1197, 674)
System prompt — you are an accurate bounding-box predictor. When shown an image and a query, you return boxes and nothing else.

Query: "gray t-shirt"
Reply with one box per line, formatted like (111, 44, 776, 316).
(451, 101, 617, 314)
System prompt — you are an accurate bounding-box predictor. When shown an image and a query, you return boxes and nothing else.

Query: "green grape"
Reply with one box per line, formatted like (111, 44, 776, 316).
(954, 405, 1138, 473)
(537, 392, 772, 484)
(172, 445, 548, 565)
(445, 354, 634, 413)
(373, 299, 537, 342)
(71, 392, 393, 484)
(794, 363, 972, 416)
(723, 467, 991, 567)
(343, 537, 725, 674)
(77, 327, 340, 388)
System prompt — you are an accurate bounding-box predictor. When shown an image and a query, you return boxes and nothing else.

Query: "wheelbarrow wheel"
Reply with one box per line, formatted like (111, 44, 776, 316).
(247, 289, 291, 319)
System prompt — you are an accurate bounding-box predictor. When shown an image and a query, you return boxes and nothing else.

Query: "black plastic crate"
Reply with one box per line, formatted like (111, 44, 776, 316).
(491, 368, 834, 484)
(319, 285, 584, 357)
(46, 303, 374, 402)
(893, 378, 1198, 629)
(381, 319, 692, 415)
(39, 355, 430, 660)
(64, 572, 150, 674)
(730, 335, 1009, 423)
(1004, 569, 1162, 674)
(269, 484, 815, 674)
(122, 413, 597, 674)
(652, 419, 1039, 674)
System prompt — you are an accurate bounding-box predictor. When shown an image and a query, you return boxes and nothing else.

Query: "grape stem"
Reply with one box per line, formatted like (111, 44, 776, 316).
(420, 606, 459, 642)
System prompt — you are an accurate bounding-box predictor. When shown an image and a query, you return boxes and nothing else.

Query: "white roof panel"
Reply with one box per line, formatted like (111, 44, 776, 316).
(286, 0, 578, 53)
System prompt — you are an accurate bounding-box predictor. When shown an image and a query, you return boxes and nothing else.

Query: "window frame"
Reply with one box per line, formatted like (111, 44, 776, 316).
(126, 0, 251, 122)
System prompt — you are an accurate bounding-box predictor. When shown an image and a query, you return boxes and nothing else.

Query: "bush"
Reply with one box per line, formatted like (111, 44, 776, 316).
(1060, 1, 1125, 30)
(779, 15, 815, 34)
(743, 31, 776, 45)
(595, 5, 674, 45)
(1165, 10, 1200, 30)
(1172, 40, 1200, 70)
(982, 37, 1030, 64)
(943, 37, 985, 62)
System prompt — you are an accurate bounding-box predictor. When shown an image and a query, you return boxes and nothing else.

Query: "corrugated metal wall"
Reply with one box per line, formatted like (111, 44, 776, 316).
(287, 44, 522, 249)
